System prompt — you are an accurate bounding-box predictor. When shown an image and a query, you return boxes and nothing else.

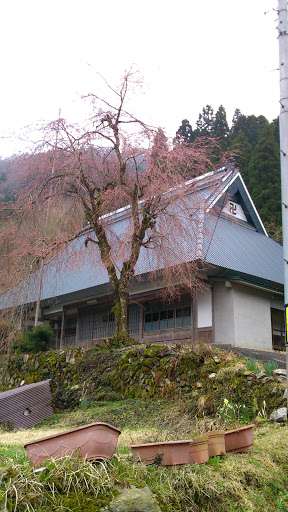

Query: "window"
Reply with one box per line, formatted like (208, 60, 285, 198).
(271, 308, 285, 350)
(102, 312, 115, 323)
(78, 304, 140, 341)
(64, 317, 77, 346)
(64, 317, 77, 337)
(144, 306, 191, 332)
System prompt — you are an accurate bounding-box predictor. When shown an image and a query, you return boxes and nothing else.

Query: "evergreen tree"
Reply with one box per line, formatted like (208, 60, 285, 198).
(230, 130, 252, 181)
(271, 117, 280, 145)
(231, 108, 242, 130)
(175, 119, 194, 145)
(231, 113, 269, 147)
(213, 105, 229, 139)
(248, 124, 281, 225)
(195, 105, 215, 136)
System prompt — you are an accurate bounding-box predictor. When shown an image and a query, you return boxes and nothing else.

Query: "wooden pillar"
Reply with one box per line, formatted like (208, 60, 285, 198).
(192, 289, 198, 341)
(211, 284, 215, 344)
(139, 304, 144, 343)
(56, 317, 61, 349)
(75, 311, 80, 347)
(60, 308, 65, 350)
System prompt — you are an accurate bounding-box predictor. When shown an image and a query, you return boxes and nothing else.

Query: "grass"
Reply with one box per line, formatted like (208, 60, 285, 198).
(1, 399, 288, 511)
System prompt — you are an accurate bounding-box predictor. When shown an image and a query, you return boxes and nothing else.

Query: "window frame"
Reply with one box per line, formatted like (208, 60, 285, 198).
(144, 306, 191, 332)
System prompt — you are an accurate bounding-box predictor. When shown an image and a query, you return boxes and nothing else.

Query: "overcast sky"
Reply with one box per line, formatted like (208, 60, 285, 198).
(0, 0, 280, 157)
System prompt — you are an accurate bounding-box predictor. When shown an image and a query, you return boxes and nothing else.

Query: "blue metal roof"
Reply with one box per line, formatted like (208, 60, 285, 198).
(204, 215, 283, 285)
(0, 168, 283, 310)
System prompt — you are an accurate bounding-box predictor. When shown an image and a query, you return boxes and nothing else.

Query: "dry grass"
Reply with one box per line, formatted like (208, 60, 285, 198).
(2, 423, 288, 512)
(1, 396, 288, 511)
(0, 426, 67, 446)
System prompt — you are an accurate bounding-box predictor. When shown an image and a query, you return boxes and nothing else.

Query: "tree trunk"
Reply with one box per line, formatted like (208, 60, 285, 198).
(113, 290, 129, 338)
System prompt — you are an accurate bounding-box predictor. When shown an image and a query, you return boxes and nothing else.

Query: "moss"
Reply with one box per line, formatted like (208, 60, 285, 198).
(0, 343, 286, 417)
(143, 344, 167, 358)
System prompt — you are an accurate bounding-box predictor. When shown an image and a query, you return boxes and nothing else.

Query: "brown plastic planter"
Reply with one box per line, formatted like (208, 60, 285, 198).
(225, 425, 254, 453)
(189, 436, 209, 464)
(131, 440, 191, 466)
(205, 431, 226, 457)
(25, 422, 121, 466)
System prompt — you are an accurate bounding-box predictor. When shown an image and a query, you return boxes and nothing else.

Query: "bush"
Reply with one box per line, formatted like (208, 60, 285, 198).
(19, 324, 56, 353)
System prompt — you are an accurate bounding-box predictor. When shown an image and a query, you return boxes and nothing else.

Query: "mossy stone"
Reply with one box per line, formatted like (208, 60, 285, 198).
(108, 486, 161, 512)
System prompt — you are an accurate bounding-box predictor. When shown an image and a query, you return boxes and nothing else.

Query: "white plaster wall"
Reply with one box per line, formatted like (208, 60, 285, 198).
(198, 286, 212, 327)
(233, 284, 273, 350)
(213, 281, 235, 345)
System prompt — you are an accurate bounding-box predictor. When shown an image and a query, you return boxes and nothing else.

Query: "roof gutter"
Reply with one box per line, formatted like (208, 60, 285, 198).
(210, 276, 283, 295)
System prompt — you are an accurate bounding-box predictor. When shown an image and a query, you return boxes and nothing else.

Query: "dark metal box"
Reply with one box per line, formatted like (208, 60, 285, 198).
(0, 380, 53, 429)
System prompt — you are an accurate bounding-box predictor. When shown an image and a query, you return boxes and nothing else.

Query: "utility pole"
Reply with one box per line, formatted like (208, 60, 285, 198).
(34, 109, 61, 326)
(278, 0, 288, 409)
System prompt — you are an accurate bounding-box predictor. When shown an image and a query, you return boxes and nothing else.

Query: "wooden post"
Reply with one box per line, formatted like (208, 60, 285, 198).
(139, 304, 144, 343)
(192, 289, 198, 341)
(211, 284, 215, 344)
(75, 312, 79, 347)
(60, 308, 65, 350)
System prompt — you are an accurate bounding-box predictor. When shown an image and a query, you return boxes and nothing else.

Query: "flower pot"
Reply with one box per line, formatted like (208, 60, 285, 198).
(189, 436, 209, 464)
(131, 440, 191, 466)
(205, 431, 226, 457)
(25, 422, 121, 466)
(225, 425, 254, 453)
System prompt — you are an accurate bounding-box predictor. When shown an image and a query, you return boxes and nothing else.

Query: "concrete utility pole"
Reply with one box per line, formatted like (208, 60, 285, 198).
(278, 0, 288, 409)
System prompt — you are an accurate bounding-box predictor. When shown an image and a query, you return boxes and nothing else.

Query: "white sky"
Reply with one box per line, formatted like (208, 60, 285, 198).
(0, 0, 280, 157)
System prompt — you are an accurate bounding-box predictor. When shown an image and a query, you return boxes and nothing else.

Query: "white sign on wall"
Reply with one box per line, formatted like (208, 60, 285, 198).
(222, 200, 247, 222)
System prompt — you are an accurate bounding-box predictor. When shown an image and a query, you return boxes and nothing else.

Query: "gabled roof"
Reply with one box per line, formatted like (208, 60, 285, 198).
(207, 171, 268, 235)
(204, 215, 283, 285)
(0, 167, 283, 311)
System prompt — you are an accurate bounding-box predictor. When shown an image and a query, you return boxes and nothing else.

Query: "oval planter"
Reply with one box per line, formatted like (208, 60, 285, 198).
(189, 436, 209, 464)
(205, 430, 226, 457)
(25, 422, 121, 466)
(131, 440, 191, 466)
(225, 425, 254, 453)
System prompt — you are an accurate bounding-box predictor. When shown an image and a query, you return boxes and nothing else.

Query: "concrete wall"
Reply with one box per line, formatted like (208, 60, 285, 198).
(213, 281, 284, 350)
(198, 286, 212, 328)
(233, 284, 272, 349)
(213, 281, 235, 345)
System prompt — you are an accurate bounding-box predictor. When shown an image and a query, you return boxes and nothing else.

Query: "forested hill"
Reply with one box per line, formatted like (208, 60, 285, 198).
(175, 106, 281, 238)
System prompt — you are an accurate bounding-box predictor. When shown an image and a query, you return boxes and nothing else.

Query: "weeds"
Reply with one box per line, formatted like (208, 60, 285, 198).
(246, 358, 261, 374)
(1, 456, 113, 511)
(80, 397, 88, 411)
(258, 400, 268, 419)
(264, 360, 279, 375)
(217, 399, 251, 425)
